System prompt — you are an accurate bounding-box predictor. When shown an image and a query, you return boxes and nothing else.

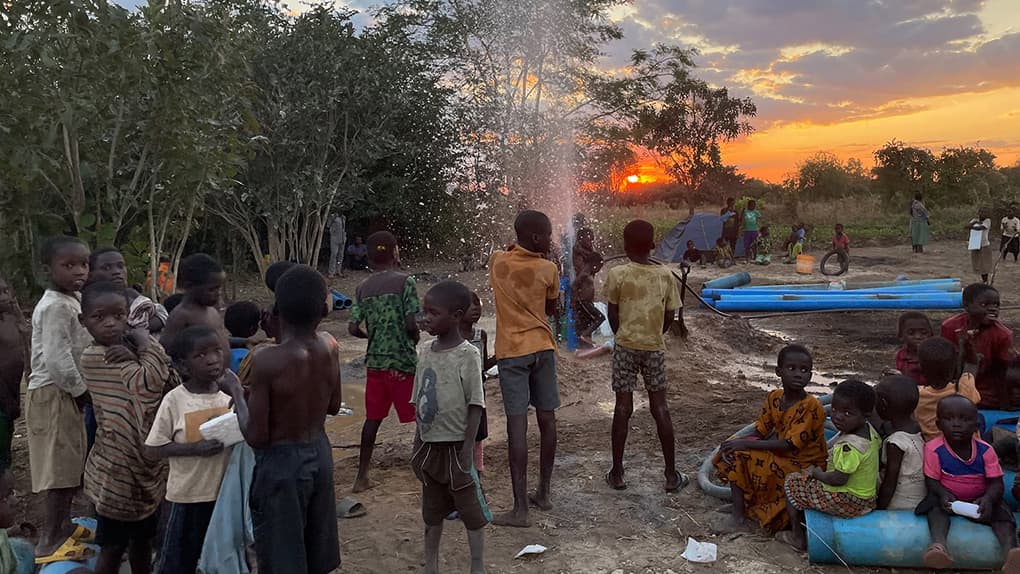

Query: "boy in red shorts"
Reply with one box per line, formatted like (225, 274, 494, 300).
(350, 231, 421, 492)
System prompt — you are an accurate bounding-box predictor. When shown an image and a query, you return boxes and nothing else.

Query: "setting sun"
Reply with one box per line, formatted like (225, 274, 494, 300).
(626, 174, 639, 184)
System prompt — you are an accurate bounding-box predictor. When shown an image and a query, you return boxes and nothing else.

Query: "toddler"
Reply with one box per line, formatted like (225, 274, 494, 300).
(896, 311, 933, 385)
(874, 376, 925, 510)
(714, 238, 734, 268)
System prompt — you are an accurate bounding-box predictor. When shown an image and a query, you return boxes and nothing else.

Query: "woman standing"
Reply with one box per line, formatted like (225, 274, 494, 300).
(909, 193, 930, 253)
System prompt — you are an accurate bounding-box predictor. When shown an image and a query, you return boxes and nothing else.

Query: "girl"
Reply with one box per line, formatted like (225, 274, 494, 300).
(461, 292, 495, 472)
(874, 376, 926, 511)
(714, 344, 827, 532)
(895, 312, 933, 385)
(88, 248, 168, 334)
(781, 380, 881, 551)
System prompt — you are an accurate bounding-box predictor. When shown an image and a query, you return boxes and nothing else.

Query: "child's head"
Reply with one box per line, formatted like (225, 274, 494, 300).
(0, 275, 12, 314)
(169, 325, 224, 383)
(80, 280, 130, 347)
(465, 291, 482, 326)
(623, 219, 655, 258)
(366, 231, 399, 268)
(775, 344, 812, 392)
(163, 293, 185, 314)
(576, 228, 594, 249)
(178, 253, 225, 307)
(917, 337, 957, 387)
(224, 301, 262, 339)
(514, 210, 553, 255)
(264, 261, 296, 293)
(686, 240, 696, 249)
(936, 394, 980, 444)
(834, 223, 844, 235)
(875, 375, 919, 422)
(726, 197, 735, 207)
(88, 248, 128, 288)
(1009, 205, 1017, 218)
(422, 280, 472, 338)
(760, 225, 770, 236)
(962, 283, 1000, 325)
(747, 199, 757, 210)
(830, 379, 875, 433)
(897, 311, 933, 352)
(978, 207, 990, 220)
(355, 236, 364, 245)
(41, 235, 90, 293)
(274, 265, 328, 330)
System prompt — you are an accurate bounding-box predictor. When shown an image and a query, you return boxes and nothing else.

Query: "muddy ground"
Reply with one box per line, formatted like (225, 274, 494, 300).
(9, 239, 1020, 573)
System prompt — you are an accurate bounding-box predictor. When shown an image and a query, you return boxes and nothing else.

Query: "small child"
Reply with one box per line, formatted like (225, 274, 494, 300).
(714, 238, 734, 268)
(412, 281, 489, 574)
(681, 240, 702, 265)
(752, 226, 773, 265)
(896, 311, 933, 385)
(921, 395, 1020, 570)
(832, 224, 850, 255)
(347, 236, 369, 270)
(714, 344, 827, 532)
(740, 199, 762, 262)
(463, 292, 495, 472)
(571, 227, 603, 279)
(79, 281, 172, 574)
(572, 274, 604, 348)
(224, 300, 261, 372)
(145, 325, 232, 574)
(781, 380, 881, 551)
(160, 253, 230, 367)
(915, 337, 981, 441)
(782, 224, 805, 263)
(0, 275, 29, 473)
(874, 375, 926, 510)
(941, 283, 1014, 409)
(88, 248, 169, 333)
(604, 220, 685, 493)
(349, 231, 421, 493)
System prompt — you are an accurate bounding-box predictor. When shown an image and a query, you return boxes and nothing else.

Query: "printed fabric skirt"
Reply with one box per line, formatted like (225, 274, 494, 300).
(784, 472, 874, 519)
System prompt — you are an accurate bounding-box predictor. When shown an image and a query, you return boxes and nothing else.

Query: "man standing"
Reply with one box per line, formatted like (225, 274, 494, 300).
(328, 214, 346, 277)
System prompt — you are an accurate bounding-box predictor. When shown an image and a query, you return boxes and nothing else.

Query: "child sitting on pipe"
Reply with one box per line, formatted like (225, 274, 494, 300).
(874, 376, 926, 511)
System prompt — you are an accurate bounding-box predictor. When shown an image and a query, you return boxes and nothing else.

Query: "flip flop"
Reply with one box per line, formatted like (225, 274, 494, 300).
(71, 523, 95, 544)
(923, 543, 953, 569)
(604, 472, 626, 491)
(35, 537, 95, 565)
(336, 497, 367, 519)
(665, 471, 689, 493)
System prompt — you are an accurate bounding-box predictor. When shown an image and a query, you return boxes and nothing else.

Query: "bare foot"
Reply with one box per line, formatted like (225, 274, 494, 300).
(492, 510, 531, 528)
(351, 478, 375, 493)
(604, 470, 626, 490)
(35, 523, 76, 558)
(665, 470, 689, 493)
(923, 543, 953, 569)
(529, 492, 553, 511)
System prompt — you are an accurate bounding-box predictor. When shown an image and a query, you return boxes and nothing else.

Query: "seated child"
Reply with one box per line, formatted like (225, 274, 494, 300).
(714, 344, 827, 532)
(781, 380, 880, 551)
(572, 274, 605, 348)
(224, 301, 261, 372)
(753, 226, 773, 265)
(941, 283, 1014, 409)
(88, 248, 168, 333)
(714, 238, 734, 268)
(920, 395, 1020, 570)
(916, 337, 981, 441)
(681, 240, 702, 265)
(782, 224, 805, 263)
(874, 376, 926, 510)
(463, 292, 496, 473)
(895, 311, 933, 385)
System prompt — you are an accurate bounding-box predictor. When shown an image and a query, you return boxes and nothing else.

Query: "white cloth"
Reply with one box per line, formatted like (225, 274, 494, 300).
(1002, 217, 1020, 238)
(882, 431, 927, 510)
(27, 290, 90, 397)
(968, 218, 991, 250)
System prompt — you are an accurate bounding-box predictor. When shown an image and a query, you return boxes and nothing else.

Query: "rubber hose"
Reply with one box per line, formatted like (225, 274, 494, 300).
(820, 249, 850, 276)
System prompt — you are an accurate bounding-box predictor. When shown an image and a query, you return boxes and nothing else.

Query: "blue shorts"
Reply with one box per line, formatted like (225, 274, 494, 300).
(497, 350, 559, 416)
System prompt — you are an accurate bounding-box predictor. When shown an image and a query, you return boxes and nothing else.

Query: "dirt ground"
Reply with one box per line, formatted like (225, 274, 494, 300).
(10, 239, 1020, 573)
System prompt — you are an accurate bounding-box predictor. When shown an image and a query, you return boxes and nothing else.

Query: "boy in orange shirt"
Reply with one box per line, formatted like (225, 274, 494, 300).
(489, 210, 560, 527)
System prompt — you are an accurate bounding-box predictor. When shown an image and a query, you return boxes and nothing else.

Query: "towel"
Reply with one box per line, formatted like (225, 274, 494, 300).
(198, 444, 255, 574)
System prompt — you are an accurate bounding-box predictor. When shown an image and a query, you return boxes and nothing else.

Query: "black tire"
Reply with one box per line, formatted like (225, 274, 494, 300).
(820, 249, 850, 276)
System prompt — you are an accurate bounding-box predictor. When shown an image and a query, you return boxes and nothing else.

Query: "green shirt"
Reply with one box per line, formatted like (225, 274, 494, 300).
(350, 271, 421, 373)
(823, 424, 881, 499)
(743, 209, 762, 232)
(412, 341, 484, 443)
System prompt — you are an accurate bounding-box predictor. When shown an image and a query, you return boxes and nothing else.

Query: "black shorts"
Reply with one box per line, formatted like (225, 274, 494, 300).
(97, 511, 159, 547)
(411, 441, 491, 530)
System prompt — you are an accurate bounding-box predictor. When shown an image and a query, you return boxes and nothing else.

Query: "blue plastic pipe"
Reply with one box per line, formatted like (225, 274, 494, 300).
(702, 284, 960, 299)
(701, 272, 751, 290)
(737, 278, 960, 290)
(330, 289, 354, 310)
(716, 293, 961, 302)
(713, 296, 961, 312)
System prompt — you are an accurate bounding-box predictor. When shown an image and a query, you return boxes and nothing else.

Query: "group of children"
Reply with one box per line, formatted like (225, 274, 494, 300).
(715, 282, 1020, 571)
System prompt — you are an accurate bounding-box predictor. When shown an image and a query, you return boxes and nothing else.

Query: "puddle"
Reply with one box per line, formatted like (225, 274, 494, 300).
(710, 352, 861, 396)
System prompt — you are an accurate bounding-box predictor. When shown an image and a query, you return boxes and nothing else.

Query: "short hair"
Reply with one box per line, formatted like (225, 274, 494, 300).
(81, 280, 127, 312)
(778, 344, 812, 367)
(833, 379, 876, 414)
(747, 199, 757, 207)
(426, 280, 472, 314)
(514, 210, 552, 240)
(40, 235, 88, 265)
(937, 394, 977, 418)
(164, 293, 185, 314)
(918, 337, 957, 378)
(275, 265, 327, 327)
(914, 192, 923, 201)
(224, 301, 262, 338)
(897, 311, 932, 337)
(876, 375, 920, 417)
(366, 231, 398, 265)
(471, 291, 481, 306)
(835, 223, 844, 230)
(962, 283, 998, 305)
(169, 325, 220, 363)
(88, 247, 122, 271)
(726, 197, 735, 203)
(178, 253, 224, 288)
(760, 225, 770, 233)
(264, 261, 296, 292)
(623, 220, 655, 252)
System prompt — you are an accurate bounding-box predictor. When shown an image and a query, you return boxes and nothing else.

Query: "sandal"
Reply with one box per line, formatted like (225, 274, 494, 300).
(71, 521, 96, 544)
(665, 471, 689, 493)
(35, 537, 95, 565)
(923, 543, 953, 569)
(336, 497, 367, 519)
(604, 471, 626, 491)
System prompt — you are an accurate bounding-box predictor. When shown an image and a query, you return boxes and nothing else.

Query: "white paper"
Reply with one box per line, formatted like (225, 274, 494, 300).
(198, 412, 244, 446)
(969, 229, 983, 250)
(485, 365, 499, 378)
(514, 544, 547, 559)
(680, 537, 717, 563)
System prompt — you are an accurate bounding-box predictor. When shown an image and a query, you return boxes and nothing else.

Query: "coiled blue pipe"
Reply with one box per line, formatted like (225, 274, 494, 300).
(701, 272, 751, 290)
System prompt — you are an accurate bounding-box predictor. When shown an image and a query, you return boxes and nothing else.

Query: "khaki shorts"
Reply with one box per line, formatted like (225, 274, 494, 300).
(27, 385, 86, 493)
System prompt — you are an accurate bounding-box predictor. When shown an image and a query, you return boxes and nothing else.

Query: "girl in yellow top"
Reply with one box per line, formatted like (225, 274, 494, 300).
(781, 380, 881, 551)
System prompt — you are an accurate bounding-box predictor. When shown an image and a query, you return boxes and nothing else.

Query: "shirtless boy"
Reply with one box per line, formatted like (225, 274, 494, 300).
(160, 253, 230, 366)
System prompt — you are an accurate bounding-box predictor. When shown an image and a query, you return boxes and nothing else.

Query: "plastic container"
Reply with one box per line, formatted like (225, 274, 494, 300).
(951, 501, 981, 519)
(795, 254, 815, 274)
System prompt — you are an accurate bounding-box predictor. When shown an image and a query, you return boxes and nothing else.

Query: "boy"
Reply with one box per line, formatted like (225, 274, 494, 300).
(895, 311, 933, 385)
(412, 281, 488, 574)
(832, 224, 850, 255)
(969, 208, 993, 283)
(740, 199, 762, 262)
(782, 224, 805, 263)
(571, 227, 603, 279)
(88, 248, 168, 333)
(0, 275, 29, 472)
(720, 197, 739, 252)
(572, 274, 604, 348)
(915, 337, 981, 440)
(941, 283, 1014, 409)
(224, 300, 262, 372)
(27, 236, 94, 563)
(753, 226, 773, 265)
(224, 264, 342, 574)
(79, 281, 172, 574)
(604, 220, 685, 492)
(349, 231, 421, 492)
(489, 210, 560, 527)
(1002, 205, 1020, 262)
(681, 240, 702, 265)
(160, 253, 230, 367)
(347, 236, 369, 271)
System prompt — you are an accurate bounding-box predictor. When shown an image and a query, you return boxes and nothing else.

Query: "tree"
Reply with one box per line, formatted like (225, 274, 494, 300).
(872, 140, 937, 204)
(935, 146, 1005, 204)
(786, 152, 870, 203)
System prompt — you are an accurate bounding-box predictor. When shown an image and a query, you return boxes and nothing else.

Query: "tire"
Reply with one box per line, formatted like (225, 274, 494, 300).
(820, 249, 850, 276)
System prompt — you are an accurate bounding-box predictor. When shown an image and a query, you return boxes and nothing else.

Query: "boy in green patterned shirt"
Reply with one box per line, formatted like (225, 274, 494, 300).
(349, 231, 421, 492)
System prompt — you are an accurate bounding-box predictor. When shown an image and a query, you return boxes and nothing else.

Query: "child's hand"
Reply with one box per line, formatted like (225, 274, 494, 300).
(218, 370, 242, 396)
(105, 345, 138, 364)
(125, 328, 149, 351)
(192, 439, 225, 457)
(939, 491, 957, 511)
(976, 494, 995, 521)
(719, 439, 750, 462)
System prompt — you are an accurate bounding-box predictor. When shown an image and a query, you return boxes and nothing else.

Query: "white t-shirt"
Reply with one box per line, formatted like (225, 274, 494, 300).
(1002, 217, 1020, 238)
(969, 218, 991, 250)
(882, 431, 927, 510)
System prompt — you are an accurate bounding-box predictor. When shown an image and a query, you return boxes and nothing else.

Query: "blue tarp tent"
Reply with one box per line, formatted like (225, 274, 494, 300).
(655, 212, 745, 262)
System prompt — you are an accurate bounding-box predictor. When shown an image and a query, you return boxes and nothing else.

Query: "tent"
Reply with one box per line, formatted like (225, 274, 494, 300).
(655, 212, 745, 262)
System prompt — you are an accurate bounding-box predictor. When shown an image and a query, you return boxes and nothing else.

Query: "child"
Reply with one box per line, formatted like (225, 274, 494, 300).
(874, 376, 926, 510)
(714, 238, 734, 268)
(740, 199, 762, 262)
(572, 274, 605, 348)
(88, 248, 168, 333)
(781, 380, 881, 551)
(571, 227, 603, 279)
(1002, 205, 1020, 262)
(782, 224, 805, 263)
(259, 260, 296, 340)
(941, 283, 1014, 409)
(714, 344, 827, 532)
(489, 210, 560, 527)
(223, 264, 342, 574)
(921, 395, 1020, 570)
(224, 300, 261, 372)
(412, 281, 489, 574)
(681, 240, 702, 265)
(463, 292, 495, 473)
(896, 311, 933, 385)
(347, 236, 369, 270)
(832, 224, 850, 255)
(0, 276, 29, 472)
(916, 337, 982, 441)
(720, 197, 739, 252)
(752, 226, 773, 265)
(349, 231, 421, 492)
(145, 325, 232, 574)
(604, 219, 685, 493)
(160, 253, 230, 367)
(27, 236, 94, 563)
(968, 208, 993, 283)
(79, 281, 172, 574)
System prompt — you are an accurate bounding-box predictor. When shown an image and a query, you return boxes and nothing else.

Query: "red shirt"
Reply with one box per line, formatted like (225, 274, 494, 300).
(941, 313, 1015, 409)
(895, 347, 924, 385)
(832, 234, 850, 251)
